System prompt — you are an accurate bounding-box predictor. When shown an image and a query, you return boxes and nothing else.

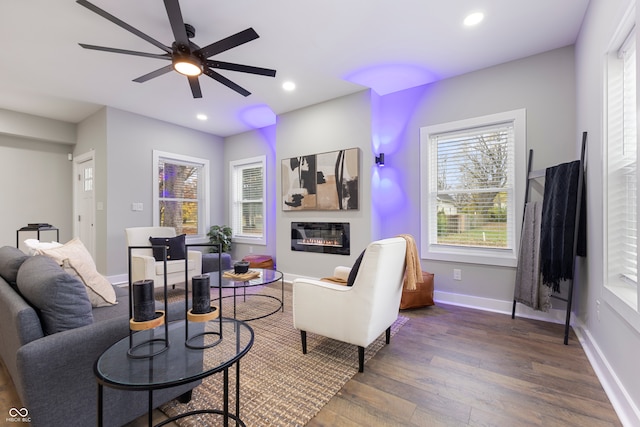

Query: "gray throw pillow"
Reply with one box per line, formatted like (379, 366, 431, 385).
(17, 255, 93, 335)
(347, 249, 366, 287)
(0, 246, 29, 287)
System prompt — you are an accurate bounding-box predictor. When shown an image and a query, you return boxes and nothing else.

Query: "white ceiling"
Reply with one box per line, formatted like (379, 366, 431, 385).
(0, 0, 589, 137)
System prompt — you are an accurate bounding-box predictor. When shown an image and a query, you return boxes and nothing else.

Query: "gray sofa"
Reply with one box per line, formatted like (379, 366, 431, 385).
(0, 246, 195, 427)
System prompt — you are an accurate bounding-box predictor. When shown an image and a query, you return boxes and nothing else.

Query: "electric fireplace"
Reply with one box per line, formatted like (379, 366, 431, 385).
(291, 222, 350, 255)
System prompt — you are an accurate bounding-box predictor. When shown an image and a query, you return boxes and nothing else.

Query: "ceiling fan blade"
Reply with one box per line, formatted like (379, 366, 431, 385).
(79, 44, 172, 61)
(197, 28, 259, 59)
(204, 68, 251, 96)
(163, 0, 190, 48)
(133, 64, 174, 83)
(207, 60, 277, 77)
(188, 76, 203, 98)
(76, 0, 172, 55)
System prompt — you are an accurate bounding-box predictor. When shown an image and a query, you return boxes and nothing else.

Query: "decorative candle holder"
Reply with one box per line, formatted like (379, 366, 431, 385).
(191, 275, 211, 314)
(133, 279, 156, 321)
(184, 243, 223, 349)
(126, 245, 169, 359)
(187, 274, 219, 322)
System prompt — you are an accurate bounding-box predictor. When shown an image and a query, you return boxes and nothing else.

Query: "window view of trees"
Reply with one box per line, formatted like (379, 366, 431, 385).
(158, 160, 200, 235)
(435, 130, 510, 248)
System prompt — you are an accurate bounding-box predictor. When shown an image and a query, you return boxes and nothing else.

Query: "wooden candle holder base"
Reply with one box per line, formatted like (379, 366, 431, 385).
(129, 311, 165, 331)
(187, 306, 219, 322)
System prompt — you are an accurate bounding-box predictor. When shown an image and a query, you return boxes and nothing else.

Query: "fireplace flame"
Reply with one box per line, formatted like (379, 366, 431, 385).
(299, 238, 342, 247)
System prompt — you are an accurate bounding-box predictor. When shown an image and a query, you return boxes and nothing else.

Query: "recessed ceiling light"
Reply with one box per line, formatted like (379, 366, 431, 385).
(196, 114, 207, 121)
(464, 12, 484, 27)
(282, 81, 296, 91)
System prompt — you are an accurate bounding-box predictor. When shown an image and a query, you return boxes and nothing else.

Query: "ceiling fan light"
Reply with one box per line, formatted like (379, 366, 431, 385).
(173, 57, 203, 76)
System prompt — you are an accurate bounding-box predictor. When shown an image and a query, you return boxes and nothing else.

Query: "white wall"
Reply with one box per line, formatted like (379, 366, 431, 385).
(276, 91, 374, 279)
(574, 0, 640, 424)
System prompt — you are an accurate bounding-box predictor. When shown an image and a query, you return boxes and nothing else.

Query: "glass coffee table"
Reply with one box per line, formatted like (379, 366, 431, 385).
(94, 318, 253, 427)
(209, 268, 284, 321)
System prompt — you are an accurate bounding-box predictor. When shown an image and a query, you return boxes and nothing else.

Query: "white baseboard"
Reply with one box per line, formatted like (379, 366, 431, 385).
(433, 290, 569, 324)
(573, 320, 640, 427)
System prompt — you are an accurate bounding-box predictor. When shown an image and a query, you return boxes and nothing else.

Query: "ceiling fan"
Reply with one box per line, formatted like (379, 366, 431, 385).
(76, 0, 277, 98)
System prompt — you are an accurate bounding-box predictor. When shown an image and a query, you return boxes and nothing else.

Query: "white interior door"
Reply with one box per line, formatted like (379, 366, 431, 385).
(74, 152, 95, 258)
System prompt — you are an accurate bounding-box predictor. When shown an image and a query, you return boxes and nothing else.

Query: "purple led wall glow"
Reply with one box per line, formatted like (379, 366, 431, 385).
(345, 64, 437, 96)
(239, 104, 277, 129)
(257, 123, 277, 154)
(256, 124, 278, 219)
(371, 166, 406, 215)
(369, 83, 429, 218)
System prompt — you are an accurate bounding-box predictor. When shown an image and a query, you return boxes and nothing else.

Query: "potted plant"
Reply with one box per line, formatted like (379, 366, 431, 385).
(207, 225, 232, 253)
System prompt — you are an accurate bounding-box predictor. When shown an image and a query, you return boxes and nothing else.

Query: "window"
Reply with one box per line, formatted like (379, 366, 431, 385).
(230, 156, 266, 245)
(420, 109, 526, 267)
(605, 22, 639, 313)
(153, 151, 209, 239)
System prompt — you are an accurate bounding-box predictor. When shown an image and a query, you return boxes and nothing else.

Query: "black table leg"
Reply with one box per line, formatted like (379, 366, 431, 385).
(148, 390, 153, 427)
(233, 288, 237, 320)
(236, 361, 241, 427)
(97, 384, 103, 427)
(223, 367, 229, 427)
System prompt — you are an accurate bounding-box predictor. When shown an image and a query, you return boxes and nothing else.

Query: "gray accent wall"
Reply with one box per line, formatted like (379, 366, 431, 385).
(76, 107, 226, 276)
(0, 110, 76, 249)
(232, 47, 575, 301)
(224, 125, 277, 263)
(379, 45, 577, 305)
(575, 0, 640, 423)
(75, 108, 108, 271)
(275, 91, 374, 279)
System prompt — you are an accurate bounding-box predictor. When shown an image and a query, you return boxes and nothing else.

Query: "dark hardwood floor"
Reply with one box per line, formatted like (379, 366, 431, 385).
(308, 303, 622, 427)
(0, 302, 622, 426)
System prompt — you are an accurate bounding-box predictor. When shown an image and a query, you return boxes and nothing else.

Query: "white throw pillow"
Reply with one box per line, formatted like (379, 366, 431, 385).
(39, 238, 117, 307)
(23, 239, 63, 256)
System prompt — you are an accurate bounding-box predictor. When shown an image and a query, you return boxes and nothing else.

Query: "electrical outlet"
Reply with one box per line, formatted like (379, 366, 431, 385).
(453, 269, 462, 281)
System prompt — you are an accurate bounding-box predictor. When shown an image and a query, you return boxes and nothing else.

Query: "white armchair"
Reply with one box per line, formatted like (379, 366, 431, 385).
(125, 227, 202, 289)
(292, 237, 407, 372)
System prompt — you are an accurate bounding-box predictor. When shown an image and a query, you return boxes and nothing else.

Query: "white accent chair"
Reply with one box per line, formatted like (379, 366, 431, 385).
(125, 227, 202, 288)
(292, 237, 407, 372)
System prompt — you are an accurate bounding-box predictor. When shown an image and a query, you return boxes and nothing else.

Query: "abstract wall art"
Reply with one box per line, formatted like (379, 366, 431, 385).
(282, 148, 359, 211)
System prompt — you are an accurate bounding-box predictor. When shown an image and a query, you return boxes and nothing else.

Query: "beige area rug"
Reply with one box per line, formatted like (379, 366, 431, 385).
(158, 282, 408, 426)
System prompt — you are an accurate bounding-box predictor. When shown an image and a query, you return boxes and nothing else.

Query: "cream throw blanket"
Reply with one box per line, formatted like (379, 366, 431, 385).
(397, 234, 422, 291)
(515, 202, 551, 311)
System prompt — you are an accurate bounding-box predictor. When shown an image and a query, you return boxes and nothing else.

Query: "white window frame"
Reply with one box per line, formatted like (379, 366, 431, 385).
(419, 109, 526, 267)
(603, 4, 640, 334)
(152, 150, 210, 242)
(229, 155, 267, 245)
